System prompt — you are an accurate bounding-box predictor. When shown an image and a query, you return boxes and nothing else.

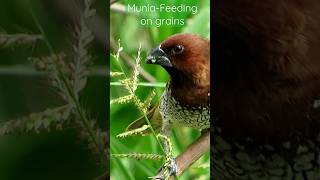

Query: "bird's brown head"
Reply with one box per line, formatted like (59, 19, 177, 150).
(146, 33, 210, 106)
(146, 33, 210, 87)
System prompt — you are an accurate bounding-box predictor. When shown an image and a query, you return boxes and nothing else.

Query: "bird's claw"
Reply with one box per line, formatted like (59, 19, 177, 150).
(168, 158, 177, 176)
(153, 157, 177, 180)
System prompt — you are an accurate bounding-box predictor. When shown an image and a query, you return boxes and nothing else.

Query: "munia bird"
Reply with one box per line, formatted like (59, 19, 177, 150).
(126, 33, 210, 176)
(213, 0, 320, 179)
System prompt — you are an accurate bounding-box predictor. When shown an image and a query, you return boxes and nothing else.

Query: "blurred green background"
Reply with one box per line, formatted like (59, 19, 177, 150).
(0, 0, 107, 179)
(110, 0, 210, 179)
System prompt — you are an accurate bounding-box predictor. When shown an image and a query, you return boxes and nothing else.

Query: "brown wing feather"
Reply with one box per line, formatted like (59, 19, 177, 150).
(125, 101, 162, 134)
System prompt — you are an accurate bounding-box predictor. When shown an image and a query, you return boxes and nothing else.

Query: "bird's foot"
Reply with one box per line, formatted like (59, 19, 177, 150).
(152, 134, 176, 179)
(150, 157, 177, 180)
(165, 157, 177, 177)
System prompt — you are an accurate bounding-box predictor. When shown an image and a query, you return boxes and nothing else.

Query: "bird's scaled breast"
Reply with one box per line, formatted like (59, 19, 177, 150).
(159, 88, 210, 130)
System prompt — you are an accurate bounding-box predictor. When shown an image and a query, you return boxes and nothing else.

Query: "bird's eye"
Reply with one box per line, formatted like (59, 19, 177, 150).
(172, 45, 184, 55)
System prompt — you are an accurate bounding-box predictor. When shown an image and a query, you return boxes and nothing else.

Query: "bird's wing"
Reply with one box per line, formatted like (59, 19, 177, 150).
(125, 101, 163, 135)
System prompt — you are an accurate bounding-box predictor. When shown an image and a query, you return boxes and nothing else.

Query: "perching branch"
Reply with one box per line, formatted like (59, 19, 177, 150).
(153, 131, 210, 179)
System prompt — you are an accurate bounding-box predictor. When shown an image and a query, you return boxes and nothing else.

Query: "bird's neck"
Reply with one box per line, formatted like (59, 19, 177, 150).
(167, 72, 210, 107)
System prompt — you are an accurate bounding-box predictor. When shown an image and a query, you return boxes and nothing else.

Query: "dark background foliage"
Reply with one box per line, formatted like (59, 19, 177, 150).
(0, 0, 107, 179)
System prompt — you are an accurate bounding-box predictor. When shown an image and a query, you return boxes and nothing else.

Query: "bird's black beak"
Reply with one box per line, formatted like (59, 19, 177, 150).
(146, 45, 173, 68)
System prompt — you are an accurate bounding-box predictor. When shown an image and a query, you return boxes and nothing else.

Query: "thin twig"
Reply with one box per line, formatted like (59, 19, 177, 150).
(110, 37, 156, 82)
(112, 44, 165, 154)
(110, 3, 127, 14)
(153, 131, 210, 179)
(110, 0, 118, 5)
(110, 82, 166, 88)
